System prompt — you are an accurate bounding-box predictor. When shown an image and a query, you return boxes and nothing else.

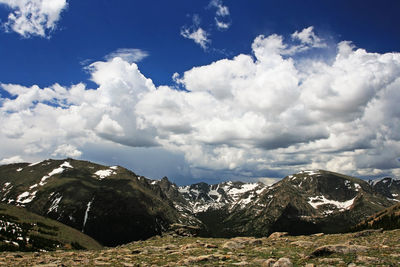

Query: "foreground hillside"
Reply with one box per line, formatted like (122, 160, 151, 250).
(0, 203, 101, 251)
(0, 229, 399, 266)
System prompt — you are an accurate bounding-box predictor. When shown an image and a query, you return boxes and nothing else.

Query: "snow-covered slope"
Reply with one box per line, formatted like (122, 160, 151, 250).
(177, 181, 268, 213)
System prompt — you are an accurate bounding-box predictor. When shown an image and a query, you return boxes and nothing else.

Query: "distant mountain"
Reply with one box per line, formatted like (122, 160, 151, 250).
(1, 159, 398, 246)
(219, 170, 397, 237)
(158, 169, 399, 237)
(369, 177, 400, 200)
(0, 203, 101, 251)
(353, 202, 400, 231)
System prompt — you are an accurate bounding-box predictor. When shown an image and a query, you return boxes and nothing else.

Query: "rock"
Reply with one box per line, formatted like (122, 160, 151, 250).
(268, 232, 289, 239)
(180, 243, 199, 250)
(318, 257, 344, 264)
(356, 255, 379, 263)
(272, 257, 293, 267)
(232, 261, 249, 266)
(352, 228, 383, 237)
(222, 241, 245, 249)
(304, 264, 315, 267)
(231, 237, 262, 246)
(312, 233, 324, 237)
(180, 254, 215, 264)
(309, 244, 369, 258)
(262, 258, 276, 267)
(252, 258, 267, 265)
(290, 241, 314, 247)
(212, 254, 233, 261)
(168, 223, 201, 237)
(204, 243, 218, 248)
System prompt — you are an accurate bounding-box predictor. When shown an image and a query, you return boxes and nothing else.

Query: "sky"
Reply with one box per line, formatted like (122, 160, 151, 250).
(0, 0, 399, 185)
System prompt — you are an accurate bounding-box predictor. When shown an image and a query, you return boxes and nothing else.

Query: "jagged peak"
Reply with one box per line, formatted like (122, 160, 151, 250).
(369, 177, 400, 186)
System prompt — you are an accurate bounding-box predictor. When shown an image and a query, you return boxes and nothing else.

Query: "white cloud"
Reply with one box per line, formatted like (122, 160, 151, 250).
(215, 18, 230, 30)
(181, 25, 210, 50)
(0, 0, 68, 38)
(105, 48, 149, 63)
(95, 114, 125, 137)
(209, 0, 231, 30)
(52, 144, 82, 158)
(1, 27, 400, 180)
(0, 155, 24, 164)
(209, 0, 229, 17)
(292, 26, 325, 47)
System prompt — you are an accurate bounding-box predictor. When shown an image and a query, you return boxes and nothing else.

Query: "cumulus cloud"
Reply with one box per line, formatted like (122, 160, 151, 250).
(181, 15, 210, 50)
(105, 48, 149, 63)
(0, 155, 24, 165)
(52, 144, 82, 158)
(1, 26, 400, 180)
(0, 0, 68, 38)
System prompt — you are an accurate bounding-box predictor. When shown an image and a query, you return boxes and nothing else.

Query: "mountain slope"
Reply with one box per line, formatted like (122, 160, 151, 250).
(197, 170, 397, 237)
(0, 159, 186, 246)
(0, 203, 101, 251)
(353, 202, 400, 231)
(369, 177, 400, 200)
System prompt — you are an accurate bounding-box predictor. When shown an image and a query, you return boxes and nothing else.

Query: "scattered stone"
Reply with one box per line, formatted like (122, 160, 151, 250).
(204, 243, 218, 248)
(180, 242, 201, 250)
(318, 257, 344, 264)
(356, 255, 379, 263)
(268, 232, 289, 239)
(233, 261, 249, 266)
(180, 254, 215, 264)
(262, 258, 277, 267)
(309, 244, 369, 257)
(272, 257, 293, 267)
(312, 233, 324, 237)
(222, 241, 245, 249)
(352, 228, 383, 237)
(290, 241, 314, 247)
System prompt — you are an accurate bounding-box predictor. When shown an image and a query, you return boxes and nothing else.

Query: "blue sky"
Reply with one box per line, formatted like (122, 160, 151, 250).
(0, 0, 399, 185)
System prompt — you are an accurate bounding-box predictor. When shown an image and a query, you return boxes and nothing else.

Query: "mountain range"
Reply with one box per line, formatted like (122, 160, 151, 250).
(0, 158, 399, 247)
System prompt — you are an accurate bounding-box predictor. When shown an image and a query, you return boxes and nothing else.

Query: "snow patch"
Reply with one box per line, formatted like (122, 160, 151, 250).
(16, 191, 37, 204)
(308, 195, 356, 211)
(94, 169, 116, 179)
(109, 166, 118, 170)
(39, 161, 73, 186)
(29, 184, 38, 190)
(178, 186, 190, 194)
(354, 183, 361, 191)
(301, 170, 320, 176)
(28, 161, 41, 167)
(16, 168, 23, 172)
(60, 161, 73, 168)
(48, 195, 62, 213)
(82, 198, 94, 232)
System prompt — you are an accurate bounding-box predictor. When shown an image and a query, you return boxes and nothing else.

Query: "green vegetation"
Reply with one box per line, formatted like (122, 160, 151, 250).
(0, 203, 102, 252)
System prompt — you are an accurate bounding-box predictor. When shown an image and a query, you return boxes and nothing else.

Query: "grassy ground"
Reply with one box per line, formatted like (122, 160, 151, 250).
(0, 228, 399, 266)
